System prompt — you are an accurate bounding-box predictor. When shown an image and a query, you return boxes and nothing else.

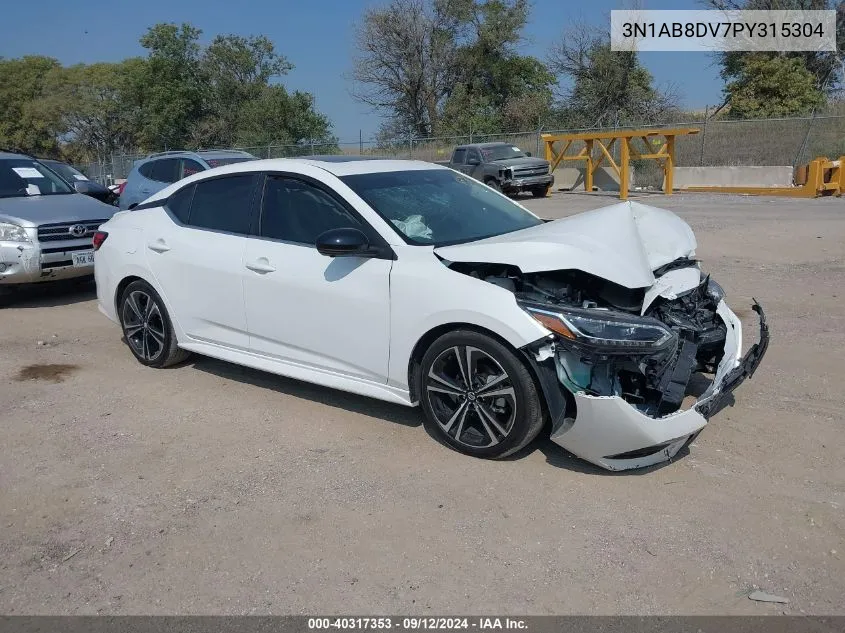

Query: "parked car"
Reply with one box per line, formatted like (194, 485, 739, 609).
(0, 150, 118, 296)
(440, 142, 554, 197)
(39, 159, 118, 206)
(119, 149, 257, 210)
(94, 157, 768, 471)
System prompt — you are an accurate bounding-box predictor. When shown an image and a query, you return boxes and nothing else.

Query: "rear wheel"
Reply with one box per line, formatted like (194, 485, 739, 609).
(419, 330, 545, 459)
(119, 280, 189, 368)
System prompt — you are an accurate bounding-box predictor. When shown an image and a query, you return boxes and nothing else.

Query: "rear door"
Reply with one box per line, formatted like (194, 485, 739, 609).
(243, 173, 392, 382)
(143, 173, 260, 350)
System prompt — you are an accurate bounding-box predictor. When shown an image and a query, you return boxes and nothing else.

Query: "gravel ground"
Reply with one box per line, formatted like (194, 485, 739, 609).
(0, 192, 843, 615)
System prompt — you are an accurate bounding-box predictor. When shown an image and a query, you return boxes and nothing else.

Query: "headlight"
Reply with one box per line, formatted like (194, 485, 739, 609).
(706, 277, 725, 302)
(0, 222, 30, 243)
(521, 303, 676, 352)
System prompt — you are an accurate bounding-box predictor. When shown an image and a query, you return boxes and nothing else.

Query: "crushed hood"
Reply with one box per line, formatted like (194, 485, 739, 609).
(434, 201, 697, 289)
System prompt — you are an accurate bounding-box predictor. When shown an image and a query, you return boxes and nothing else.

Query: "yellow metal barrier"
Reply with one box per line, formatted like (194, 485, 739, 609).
(542, 128, 700, 200)
(681, 156, 844, 197)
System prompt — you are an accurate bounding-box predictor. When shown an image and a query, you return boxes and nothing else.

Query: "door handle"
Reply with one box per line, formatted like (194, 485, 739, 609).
(147, 239, 171, 253)
(246, 258, 276, 274)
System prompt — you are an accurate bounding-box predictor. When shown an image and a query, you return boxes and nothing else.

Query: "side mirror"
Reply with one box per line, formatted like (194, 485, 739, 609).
(525, 151, 532, 157)
(466, 157, 480, 166)
(316, 227, 370, 257)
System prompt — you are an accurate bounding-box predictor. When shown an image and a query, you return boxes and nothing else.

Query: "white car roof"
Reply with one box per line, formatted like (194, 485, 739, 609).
(142, 157, 447, 205)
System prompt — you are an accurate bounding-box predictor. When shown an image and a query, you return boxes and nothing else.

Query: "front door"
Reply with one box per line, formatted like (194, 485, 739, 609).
(243, 174, 392, 382)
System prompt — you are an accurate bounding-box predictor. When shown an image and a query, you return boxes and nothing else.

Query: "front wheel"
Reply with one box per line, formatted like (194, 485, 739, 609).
(531, 185, 550, 198)
(485, 179, 503, 193)
(419, 330, 545, 459)
(119, 280, 189, 368)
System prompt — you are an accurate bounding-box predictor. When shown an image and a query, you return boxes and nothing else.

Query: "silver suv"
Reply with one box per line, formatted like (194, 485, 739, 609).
(0, 150, 117, 294)
(119, 149, 257, 210)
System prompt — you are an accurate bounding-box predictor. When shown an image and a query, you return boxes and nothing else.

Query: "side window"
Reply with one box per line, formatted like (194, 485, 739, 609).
(452, 148, 466, 164)
(180, 158, 204, 179)
(166, 184, 195, 223)
(138, 162, 156, 179)
(260, 176, 361, 245)
(467, 149, 481, 164)
(151, 158, 180, 183)
(187, 175, 257, 234)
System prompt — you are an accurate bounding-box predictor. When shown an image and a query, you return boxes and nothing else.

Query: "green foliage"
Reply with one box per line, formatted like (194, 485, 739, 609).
(704, 0, 844, 114)
(0, 56, 63, 156)
(354, 0, 555, 138)
(0, 23, 333, 159)
(724, 54, 826, 118)
(548, 29, 677, 129)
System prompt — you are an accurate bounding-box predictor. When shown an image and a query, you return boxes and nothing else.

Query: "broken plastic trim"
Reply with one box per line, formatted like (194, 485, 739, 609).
(696, 300, 769, 419)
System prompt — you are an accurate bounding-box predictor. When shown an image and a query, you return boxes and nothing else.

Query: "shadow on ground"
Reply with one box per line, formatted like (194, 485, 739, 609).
(0, 279, 96, 309)
(190, 355, 422, 428)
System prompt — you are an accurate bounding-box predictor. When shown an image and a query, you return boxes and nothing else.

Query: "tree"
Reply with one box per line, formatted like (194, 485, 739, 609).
(548, 25, 678, 128)
(197, 34, 294, 147)
(724, 54, 825, 118)
(703, 0, 845, 107)
(45, 59, 147, 161)
(235, 85, 336, 149)
(0, 56, 63, 156)
(137, 23, 207, 149)
(439, 0, 555, 133)
(353, 0, 553, 137)
(352, 0, 461, 137)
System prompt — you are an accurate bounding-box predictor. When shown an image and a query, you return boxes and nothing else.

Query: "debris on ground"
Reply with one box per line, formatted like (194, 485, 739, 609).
(748, 590, 789, 604)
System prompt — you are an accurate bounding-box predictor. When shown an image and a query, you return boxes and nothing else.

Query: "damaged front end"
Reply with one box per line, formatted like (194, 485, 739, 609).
(449, 260, 769, 470)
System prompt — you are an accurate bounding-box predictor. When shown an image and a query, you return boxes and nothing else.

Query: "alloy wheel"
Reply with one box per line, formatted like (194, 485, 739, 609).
(425, 345, 517, 448)
(121, 290, 166, 362)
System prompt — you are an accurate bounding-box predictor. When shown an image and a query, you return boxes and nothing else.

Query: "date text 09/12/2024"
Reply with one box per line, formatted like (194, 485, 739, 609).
(307, 618, 528, 630)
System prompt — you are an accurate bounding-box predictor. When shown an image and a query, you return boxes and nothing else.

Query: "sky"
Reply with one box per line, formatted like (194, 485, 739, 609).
(0, 0, 724, 142)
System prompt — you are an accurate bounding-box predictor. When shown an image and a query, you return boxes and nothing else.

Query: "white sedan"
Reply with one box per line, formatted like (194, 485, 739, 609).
(93, 157, 768, 471)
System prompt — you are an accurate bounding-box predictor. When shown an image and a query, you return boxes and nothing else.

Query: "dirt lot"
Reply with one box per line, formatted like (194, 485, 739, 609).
(1, 193, 843, 615)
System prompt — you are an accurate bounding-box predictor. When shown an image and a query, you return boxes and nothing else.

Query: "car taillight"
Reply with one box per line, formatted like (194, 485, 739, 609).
(92, 231, 108, 251)
(117, 182, 126, 195)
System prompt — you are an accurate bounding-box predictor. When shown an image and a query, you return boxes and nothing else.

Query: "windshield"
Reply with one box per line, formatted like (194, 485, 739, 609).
(43, 161, 88, 182)
(480, 145, 526, 161)
(341, 169, 543, 246)
(0, 159, 74, 198)
(204, 156, 256, 168)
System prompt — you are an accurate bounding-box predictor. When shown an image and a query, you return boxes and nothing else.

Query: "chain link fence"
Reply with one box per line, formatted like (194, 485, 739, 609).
(77, 112, 845, 189)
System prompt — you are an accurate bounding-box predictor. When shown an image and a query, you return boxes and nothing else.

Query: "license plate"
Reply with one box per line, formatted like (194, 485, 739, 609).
(72, 251, 95, 267)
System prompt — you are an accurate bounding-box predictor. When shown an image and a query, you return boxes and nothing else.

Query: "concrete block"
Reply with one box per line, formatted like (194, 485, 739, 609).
(671, 166, 793, 189)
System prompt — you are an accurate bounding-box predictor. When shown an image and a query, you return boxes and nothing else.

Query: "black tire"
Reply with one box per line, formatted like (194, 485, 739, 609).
(419, 329, 545, 459)
(485, 179, 503, 193)
(118, 280, 189, 368)
(531, 185, 550, 198)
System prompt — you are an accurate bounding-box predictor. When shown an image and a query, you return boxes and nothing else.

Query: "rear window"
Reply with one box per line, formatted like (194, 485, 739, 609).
(151, 159, 180, 183)
(166, 184, 195, 223)
(187, 174, 257, 234)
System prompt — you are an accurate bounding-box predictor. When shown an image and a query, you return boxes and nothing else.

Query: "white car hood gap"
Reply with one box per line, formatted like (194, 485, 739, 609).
(434, 201, 697, 289)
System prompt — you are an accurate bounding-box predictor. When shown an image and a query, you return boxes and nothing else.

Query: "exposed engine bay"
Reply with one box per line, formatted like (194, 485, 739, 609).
(448, 258, 728, 417)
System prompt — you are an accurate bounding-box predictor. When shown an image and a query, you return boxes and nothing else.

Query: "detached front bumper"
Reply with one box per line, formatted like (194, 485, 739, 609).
(540, 300, 768, 471)
(502, 174, 554, 192)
